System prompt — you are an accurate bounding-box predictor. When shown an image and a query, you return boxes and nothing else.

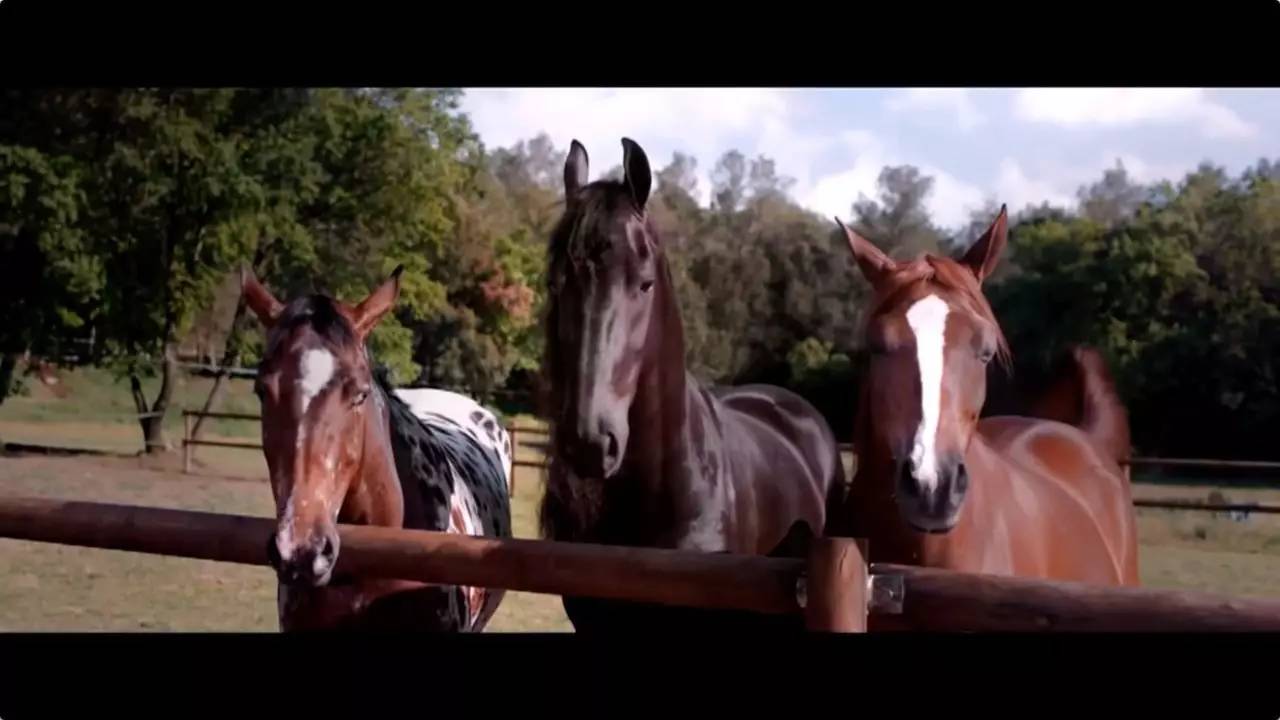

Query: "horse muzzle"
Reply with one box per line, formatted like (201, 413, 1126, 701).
(895, 455, 969, 534)
(562, 423, 625, 480)
(267, 529, 339, 588)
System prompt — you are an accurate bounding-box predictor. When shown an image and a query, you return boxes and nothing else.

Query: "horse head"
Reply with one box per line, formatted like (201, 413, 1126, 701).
(545, 137, 665, 481)
(242, 265, 403, 586)
(838, 206, 1011, 533)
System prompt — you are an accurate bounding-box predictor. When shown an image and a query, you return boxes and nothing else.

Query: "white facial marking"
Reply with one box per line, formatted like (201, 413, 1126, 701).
(276, 502, 296, 563)
(297, 348, 336, 414)
(312, 552, 331, 579)
(905, 294, 950, 492)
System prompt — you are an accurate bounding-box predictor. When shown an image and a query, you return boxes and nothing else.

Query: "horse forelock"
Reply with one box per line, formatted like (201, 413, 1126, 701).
(265, 294, 359, 362)
(549, 181, 655, 282)
(870, 254, 1012, 371)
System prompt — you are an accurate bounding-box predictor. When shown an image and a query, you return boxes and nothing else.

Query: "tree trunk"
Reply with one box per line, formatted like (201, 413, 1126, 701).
(131, 344, 179, 455)
(0, 353, 18, 406)
(190, 244, 267, 441)
(190, 300, 248, 441)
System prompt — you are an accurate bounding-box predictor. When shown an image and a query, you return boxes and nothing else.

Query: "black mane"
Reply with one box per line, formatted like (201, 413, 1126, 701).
(548, 181, 645, 284)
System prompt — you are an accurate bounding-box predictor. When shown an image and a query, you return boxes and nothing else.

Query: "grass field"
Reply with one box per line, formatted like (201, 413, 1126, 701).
(1, 368, 1278, 631)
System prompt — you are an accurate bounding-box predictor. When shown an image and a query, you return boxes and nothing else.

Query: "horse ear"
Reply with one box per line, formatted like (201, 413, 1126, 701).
(352, 265, 404, 339)
(960, 204, 1009, 284)
(564, 140, 590, 198)
(241, 266, 283, 327)
(621, 137, 651, 211)
(835, 217, 896, 288)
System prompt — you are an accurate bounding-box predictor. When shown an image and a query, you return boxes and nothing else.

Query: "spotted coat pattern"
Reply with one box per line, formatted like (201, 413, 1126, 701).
(393, 386, 512, 631)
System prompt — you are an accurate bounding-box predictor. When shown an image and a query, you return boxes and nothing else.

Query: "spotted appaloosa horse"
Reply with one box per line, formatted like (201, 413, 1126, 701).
(835, 206, 1139, 587)
(242, 266, 513, 631)
(540, 138, 848, 631)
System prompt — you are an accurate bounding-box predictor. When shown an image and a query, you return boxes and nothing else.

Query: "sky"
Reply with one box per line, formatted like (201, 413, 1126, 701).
(460, 88, 1280, 231)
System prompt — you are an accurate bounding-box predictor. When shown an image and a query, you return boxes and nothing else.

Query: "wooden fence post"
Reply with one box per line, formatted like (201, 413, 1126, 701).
(804, 537, 868, 632)
(183, 412, 193, 475)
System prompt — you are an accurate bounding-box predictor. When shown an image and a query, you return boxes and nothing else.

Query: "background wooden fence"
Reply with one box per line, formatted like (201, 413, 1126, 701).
(178, 409, 1280, 514)
(1, 495, 1278, 632)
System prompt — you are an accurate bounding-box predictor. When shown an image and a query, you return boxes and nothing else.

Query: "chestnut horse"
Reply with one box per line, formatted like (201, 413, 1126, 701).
(540, 138, 847, 631)
(836, 206, 1139, 586)
(243, 267, 513, 631)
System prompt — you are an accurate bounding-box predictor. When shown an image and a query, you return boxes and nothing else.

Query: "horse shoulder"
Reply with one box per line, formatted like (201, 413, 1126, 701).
(976, 417, 1133, 582)
(707, 385, 835, 550)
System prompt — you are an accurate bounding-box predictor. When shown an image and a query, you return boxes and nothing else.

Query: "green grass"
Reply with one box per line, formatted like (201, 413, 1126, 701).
(0, 365, 263, 450)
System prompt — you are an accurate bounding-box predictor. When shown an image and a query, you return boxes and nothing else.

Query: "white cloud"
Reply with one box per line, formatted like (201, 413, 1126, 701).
(460, 88, 1219, 237)
(886, 89, 985, 131)
(993, 159, 1076, 212)
(463, 87, 990, 234)
(461, 88, 807, 205)
(799, 132, 985, 231)
(1013, 88, 1257, 140)
(987, 151, 1198, 217)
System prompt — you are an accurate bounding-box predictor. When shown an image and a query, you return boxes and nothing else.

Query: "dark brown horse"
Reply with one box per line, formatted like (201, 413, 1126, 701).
(243, 267, 513, 631)
(540, 138, 847, 631)
(835, 206, 1139, 586)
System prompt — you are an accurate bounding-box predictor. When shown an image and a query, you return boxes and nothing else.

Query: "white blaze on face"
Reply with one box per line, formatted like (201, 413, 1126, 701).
(276, 501, 297, 562)
(905, 294, 950, 492)
(297, 348, 336, 415)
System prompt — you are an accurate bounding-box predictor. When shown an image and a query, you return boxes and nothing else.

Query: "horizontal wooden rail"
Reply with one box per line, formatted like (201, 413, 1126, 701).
(183, 438, 263, 451)
(1134, 498, 1280, 515)
(0, 496, 803, 616)
(872, 562, 1280, 632)
(508, 423, 549, 436)
(182, 410, 261, 422)
(1126, 457, 1280, 471)
(3, 497, 1280, 632)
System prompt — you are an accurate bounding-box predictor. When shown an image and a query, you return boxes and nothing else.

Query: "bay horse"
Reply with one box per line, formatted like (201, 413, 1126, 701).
(540, 138, 847, 631)
(835, 206, 1139, 587)
(242, 266, 513, 631)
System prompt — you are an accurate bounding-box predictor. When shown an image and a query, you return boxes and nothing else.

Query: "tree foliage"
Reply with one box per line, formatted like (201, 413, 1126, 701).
(3, 88, 1277, 460)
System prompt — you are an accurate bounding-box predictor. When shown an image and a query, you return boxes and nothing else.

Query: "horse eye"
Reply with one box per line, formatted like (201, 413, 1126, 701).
(978, 347, 995, 364)
(351, 386, 370, 406)
(639, 279, 654, 293)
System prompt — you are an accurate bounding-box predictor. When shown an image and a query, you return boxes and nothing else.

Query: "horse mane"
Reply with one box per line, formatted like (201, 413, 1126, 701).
(873, 253, 1013, 372)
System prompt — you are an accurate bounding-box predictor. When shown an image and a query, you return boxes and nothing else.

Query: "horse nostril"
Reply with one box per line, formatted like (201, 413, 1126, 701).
(898, 464, 919, 497)
(954, 463, 970, 494)
(321, 535, 337, 561)
(604, 432, 620, 461)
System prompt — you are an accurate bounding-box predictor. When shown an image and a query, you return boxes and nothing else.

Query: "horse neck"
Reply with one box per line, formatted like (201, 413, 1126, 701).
(338, 385, 405, 529)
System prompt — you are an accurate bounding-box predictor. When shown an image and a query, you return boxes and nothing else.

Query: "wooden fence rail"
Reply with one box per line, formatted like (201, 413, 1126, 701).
(2, 496, 1279, 632)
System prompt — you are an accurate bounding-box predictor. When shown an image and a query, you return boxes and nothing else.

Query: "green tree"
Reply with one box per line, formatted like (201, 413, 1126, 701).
(851, 165, 947, 260)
